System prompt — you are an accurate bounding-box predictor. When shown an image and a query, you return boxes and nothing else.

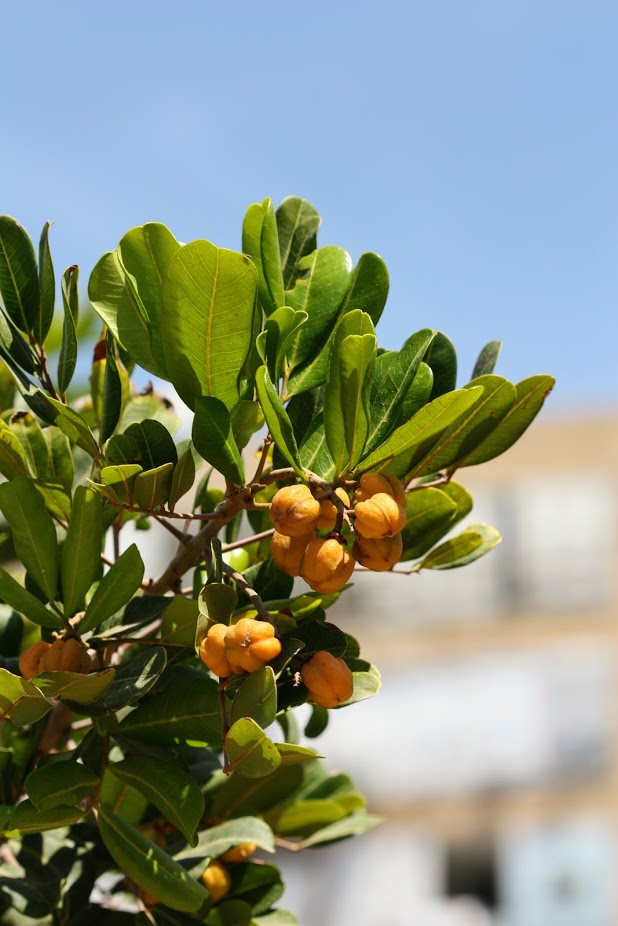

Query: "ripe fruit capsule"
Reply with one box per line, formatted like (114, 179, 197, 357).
(270, 530, 314, 577)
(38, 637, 91, 674)
(200, 623, 235, 678)
(299, 537, 355, 594)
(300, 651, 354, 708)
(353, 492, 406, 539)
(316, 488, 350, 531)
(200, 860, 231, 903)
(269, 484, 320, 537)
(355, 473, 406, 508)
(353, 532, 403, 571)
(224, 617, 281, 673)
(221, 841, 257, 863)
(18, 641, 51, 680)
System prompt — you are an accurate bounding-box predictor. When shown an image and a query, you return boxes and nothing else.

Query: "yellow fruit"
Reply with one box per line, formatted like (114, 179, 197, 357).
(299, 537, 355, 594)
(355, 472, 406, 507)
(269, 484, 320, 537)
(224, 617, 281, 673)
(300, 651, 354, 708)
(200, 623, 235, 678)
(38, 638, 91, 674)
(353, 533, 403, 571)
(316, 488, 350, 531)
(221, 841, 257, 863)
(18, 641, 51, 680)
(270, 530, 314, 577)
(353, 492, 406, 539)
(201, 860, 231, 903)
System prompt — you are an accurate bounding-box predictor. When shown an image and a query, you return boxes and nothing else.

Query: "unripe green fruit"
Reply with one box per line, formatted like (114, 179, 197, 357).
(269, 484, 320, 537)
(222, 548, 251, 572)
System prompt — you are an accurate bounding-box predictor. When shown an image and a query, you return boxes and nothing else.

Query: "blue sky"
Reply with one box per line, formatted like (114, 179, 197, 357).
(3, 0, 616, 409)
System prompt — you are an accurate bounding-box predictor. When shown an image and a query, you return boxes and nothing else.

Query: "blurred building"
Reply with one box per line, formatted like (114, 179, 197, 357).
(282, 412, 618, 926)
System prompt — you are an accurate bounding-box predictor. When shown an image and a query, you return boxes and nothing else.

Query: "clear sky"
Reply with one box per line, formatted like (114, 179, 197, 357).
(2, 0, 616, 410)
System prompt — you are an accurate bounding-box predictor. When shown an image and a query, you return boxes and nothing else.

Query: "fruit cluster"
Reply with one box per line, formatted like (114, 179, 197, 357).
(18, 637, 92, 679)
(269, 473, 407, 591)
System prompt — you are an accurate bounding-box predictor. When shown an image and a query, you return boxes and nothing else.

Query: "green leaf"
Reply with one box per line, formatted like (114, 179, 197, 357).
(161, 241, 258, 410)
(198, 583, 239, 624)
(275, 743, 322, 766)
(206, 901, 252, 926)
(169, 444, 197, 511)
(297, 811, 381, 849)
(43, 425, 74, 491)
(33, 669, 115, 705)
(10, 412, 49, 478)
(365, 329, 436, 454)
(98, 806, 209, 913)
(253, 910, 299, 926)
(79, 544, 144, 633)
(337, 251, 390, 327)
(117, 222, 181, 376)
(401, 361, 434, 421)
(457, 375, 556, 467)
(354, 386, 484, 477)
(0, 568, 62, 629)
(61, 486, 102, 616)
(0, 216, 39, 334)
(400, 486, 458, 562)
(0, 310, 38, 386)
(98, 463, 143, 504)
(425, 331, 457, 398)
(417, 523, 502, 570)
(409, 375, 517, 478)
(0, 669, 52, 725)
(0, 476, 58, 601)
(0, 800, 83, 837)
(255, 366, 303, 477)
(262, 307, 308, 383)
(226, 862, 282, 915)
(225, 718, 281, 779)
(25, 761, 98, 811)
(160, 596, 200, 648)
(472, 340, 502, 378)
(231, 400, 265, 451)
(117, 672, 222, 748)
(347, 666, 381, 705)
(289, 621, 347, 660)
(243, 203, 272, 317)
(111, 755, 205, 845)
(58, 265, 79, 395)
(304, 704, 329, 739)
(124, 419, 178, 470)
(132, 462, 174, 509)
(193, 397, 245, 485)
(0, 420, 29, 479)
(231, 667, 277, 730)
(276, 196, 321, 290)
(36, 221, 55, 346)
(26, 391, 103, 463)
(73, 646, 166, 715)
(100, 331, 123, 444)
(260, 199, 285, 314)
(264, 799, 348, 836)
(176, 817, 275, 866)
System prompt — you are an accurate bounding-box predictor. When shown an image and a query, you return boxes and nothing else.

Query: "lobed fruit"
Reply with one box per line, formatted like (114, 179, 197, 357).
(38, 637, 91, 674)
(224, 617, 281, 673)
(316, 487, 350, 531)
(355, 472, 406, 508)
(300, 651, 354, 708)
(353, 532, 403, 572)
(270, 530, 314, 577)
(18, 641, 51, 680)
(299, 537, 355, 594)
(200, 860, 231, 903)
(221, 841, 257, 863)
(353, 492, 406, 539)
(269, 484, 320, 537)
(200, 623, 235, 678)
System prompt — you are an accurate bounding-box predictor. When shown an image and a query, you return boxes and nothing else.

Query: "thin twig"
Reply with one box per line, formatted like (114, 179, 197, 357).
(220, 561, 273, 623)
(221, 528, 275, 552)
(250, 436, 273, 485)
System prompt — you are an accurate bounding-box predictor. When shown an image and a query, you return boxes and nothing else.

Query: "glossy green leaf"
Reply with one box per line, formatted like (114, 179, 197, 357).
(417, 523, 502, 570)
(265, 798, 348, 836)
(58, 265, 79, 395)
(275, 743, 323, 766)
(36, 221, 55, 346)
(0, 669, 52, 725)
(354, 386, 484, 477)
(100, 331, 123, 443)
(365, 329, 435, 454)
(400, 486, 458, 561)
(458, 375, 556, 467)
(117, 672, 222, 748)
(74, 646, 166, 714)
(33, 669, 115, 704)
(409, 375, 517, 478)
(0, 315, 38, 393)
(99, 766, 149, 823)
(425, 331, 457, 398)
(0, 216, 39, 334)
(290, 621, 347, 661)
(0, 420, 29, 479)
(253, 910, 299, 926)
(276, 196, 320, 289)
(206, 901, 253, 926)
(0, 800, 83, 837)
(199, 583, 238, 624)
(132, 461, 174, 508)
(231, 667, 277, 729)
(160, 596, 200, 647)
(169, 444, 196, 511)
(260, 198, 285, 314)
(111, 755, 205, 845)
(10, 412, 49, 478)
(98, 806, 209, 912)
(161, 241, 258, 410)
(177, 817, 275, 867)
(472, 339, 502, 378)
(61, 486, 102, 615)
(118, 388, 181, 434)
(304, 705, 329, 739)
(0, 568, 62, 629)
(25, 761, 98, 811)
(243, 202, 272, 317)
(297, 811, 381, 849)
(80, 544, 144, 633)
(124, 419, 178, 470)
(26, 391, 103, 463)
(99, 463, 143, 504)
(262, 306, 308, 383)
(225, 718, 281, 779)
(226, 862, 283, 916)
(193, 396, 245, 485)
(43, 425, 73, 491)
(401, 361, 434, 421)
(255, 366, 303, 477)
(346, 666, 381, 705)
(231, 400, 265, 451)
(0, 476, 58, 600)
